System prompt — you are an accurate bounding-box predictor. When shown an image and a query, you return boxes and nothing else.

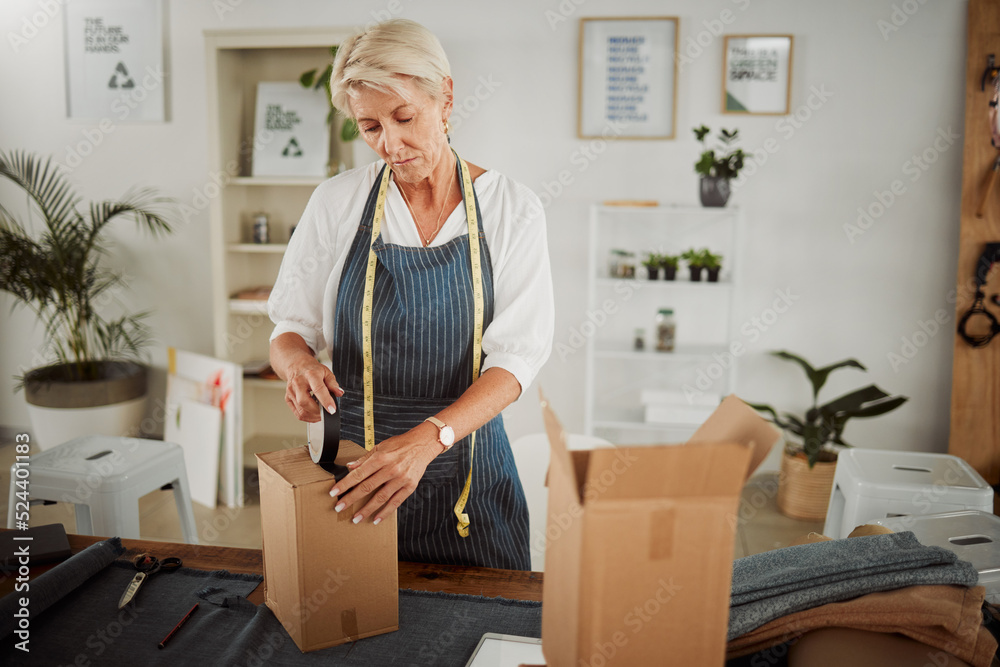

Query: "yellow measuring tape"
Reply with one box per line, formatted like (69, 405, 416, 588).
(362, 154, 484, 537)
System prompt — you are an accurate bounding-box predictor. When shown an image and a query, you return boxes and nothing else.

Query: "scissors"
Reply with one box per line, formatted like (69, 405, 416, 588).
(118, 553, 183, 609)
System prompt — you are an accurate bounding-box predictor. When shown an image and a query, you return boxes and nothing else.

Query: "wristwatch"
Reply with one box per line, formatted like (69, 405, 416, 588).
(424, 417, 455, 450)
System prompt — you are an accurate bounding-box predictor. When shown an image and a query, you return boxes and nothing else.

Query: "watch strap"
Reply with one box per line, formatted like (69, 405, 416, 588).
(424, 416, 446, 430)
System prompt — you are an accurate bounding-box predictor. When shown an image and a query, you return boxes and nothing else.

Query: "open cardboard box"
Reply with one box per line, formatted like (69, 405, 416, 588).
(540, 392, 780, 666)
(256, 441, 398, 652)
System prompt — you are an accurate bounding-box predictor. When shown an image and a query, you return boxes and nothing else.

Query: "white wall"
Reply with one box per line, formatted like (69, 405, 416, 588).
(0, 0, 966, 463)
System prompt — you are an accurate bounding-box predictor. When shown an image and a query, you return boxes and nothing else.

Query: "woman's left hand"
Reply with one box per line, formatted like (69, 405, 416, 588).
(328, 423, 441, 525)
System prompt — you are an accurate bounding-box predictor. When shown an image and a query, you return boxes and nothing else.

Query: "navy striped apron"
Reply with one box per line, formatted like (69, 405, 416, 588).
(332, 160, 531, 571)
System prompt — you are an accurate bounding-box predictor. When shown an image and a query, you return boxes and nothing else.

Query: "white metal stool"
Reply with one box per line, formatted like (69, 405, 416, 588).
(7, 435, 199, 544)
(875, 511, 1000, 603)
(823, 449, 993, 539)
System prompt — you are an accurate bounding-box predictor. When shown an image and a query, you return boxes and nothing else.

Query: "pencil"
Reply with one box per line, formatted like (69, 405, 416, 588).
(158, 603, 199, 649)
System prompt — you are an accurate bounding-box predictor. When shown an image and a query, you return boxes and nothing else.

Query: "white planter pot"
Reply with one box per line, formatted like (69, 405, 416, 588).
(26, 396, 148, 451)
(23, 361, 149, 451)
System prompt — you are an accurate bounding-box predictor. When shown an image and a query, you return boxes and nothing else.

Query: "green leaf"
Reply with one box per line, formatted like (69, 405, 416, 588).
(843, 394, 908, 419)
(695, 151, 715, 176)
(299, 68, 317, 88)
(693, 125, 710, 142)
(818, 384, 891, 417)
(341, 117, 359, 142)
(316, 63, 333, 91)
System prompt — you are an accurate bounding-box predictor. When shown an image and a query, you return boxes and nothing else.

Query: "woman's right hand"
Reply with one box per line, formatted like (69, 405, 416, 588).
(283, 357, 344, 422)
(270, 332, 344, 423)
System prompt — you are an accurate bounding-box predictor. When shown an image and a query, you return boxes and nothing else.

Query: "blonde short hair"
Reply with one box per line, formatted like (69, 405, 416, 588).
(330, 19, 451, 119)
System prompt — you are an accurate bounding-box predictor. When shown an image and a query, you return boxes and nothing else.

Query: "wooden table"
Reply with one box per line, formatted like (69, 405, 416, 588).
(60, 534, 544, 606)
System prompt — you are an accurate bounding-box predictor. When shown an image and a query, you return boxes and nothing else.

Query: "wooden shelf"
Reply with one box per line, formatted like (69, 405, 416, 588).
(594, 277, 732, 288)
(229, 299, 268, 314)
(227, 243, 288, 253)
(593, 342, 730, 360)
(244, 377, 285, 389)
(229, 176, 325, 187)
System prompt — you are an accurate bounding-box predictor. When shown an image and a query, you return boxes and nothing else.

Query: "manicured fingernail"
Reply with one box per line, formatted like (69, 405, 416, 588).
(335, 502, 345, 512)
(373, 518, 381, 526)
(327, 404, 336, 414)
(352, 515, 362, 524)
(347, 461, 358, 468)
(330, 488, 339, 497)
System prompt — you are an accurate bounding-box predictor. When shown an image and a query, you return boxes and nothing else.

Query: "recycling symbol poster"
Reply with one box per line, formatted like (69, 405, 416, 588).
(64, 0, 165, 121)
(252, 82, 330, 177)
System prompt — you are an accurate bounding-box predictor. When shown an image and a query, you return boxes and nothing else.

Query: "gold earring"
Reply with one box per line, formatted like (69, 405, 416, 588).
(443, 120, 451, 134)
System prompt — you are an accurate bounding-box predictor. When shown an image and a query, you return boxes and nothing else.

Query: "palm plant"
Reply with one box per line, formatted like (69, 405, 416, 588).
(0, 150, 174, 385)
(749, 351, 909, 468)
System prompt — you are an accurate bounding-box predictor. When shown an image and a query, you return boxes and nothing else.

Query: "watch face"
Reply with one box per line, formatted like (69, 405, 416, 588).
(440, 425, 455, 448)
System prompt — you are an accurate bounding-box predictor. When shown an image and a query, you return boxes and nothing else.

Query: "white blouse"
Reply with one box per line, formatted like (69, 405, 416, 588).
(268, 160, 554, 393)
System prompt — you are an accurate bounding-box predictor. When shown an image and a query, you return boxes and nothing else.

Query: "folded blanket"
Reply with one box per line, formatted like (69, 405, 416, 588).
(729, 532, 979, 639)
(727, 585, 996, 667)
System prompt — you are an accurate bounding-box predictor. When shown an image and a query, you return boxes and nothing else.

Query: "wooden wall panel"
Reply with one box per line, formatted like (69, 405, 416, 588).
(949, 0, 1000, 485)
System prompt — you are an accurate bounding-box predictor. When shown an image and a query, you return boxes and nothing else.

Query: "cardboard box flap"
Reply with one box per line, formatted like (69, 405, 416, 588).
(688, 395, 781, 477)
(585, 441, 752, 501)
(256, 440, 367, 487)
(541, 389, 587, 508)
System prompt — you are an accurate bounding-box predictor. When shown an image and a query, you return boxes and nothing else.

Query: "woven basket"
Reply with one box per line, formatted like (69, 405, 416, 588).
(777, 450, 838, 520)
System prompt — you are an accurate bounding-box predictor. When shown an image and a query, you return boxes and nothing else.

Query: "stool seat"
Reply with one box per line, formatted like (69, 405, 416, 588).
(7, 435, 199, 544)
(823, 449, 993, 539)
(875, 511, 1000, 603)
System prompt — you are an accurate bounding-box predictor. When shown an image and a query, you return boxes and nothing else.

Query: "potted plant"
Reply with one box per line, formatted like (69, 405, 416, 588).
(701, 250, 723, 282)
(642, 253, 661, 280)
(749, 351, 909, 520)
(658, 254, 679, 281)
(300, 46, 363, 174)
(693, 125, 745, 207)
(0, 151, 175, 450)
(681, 248, 703, 282)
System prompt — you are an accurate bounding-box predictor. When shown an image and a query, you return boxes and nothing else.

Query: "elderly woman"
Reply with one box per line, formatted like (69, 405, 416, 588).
(267, 19, 553, 571)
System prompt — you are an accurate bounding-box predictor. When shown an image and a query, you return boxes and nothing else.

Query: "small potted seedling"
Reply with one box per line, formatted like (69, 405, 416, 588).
(642, 253, 661, 280)
(659, 254, 679, 281)
(681, 248, 704, 282)
(702, 250, 723, 282)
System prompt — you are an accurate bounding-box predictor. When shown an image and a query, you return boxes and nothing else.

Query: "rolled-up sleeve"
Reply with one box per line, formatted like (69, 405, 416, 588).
(480, 182, 554, 394)
(268, 188, 337, 355)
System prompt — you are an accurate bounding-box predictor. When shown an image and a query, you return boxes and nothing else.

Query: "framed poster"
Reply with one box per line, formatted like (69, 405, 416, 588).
(578, 17, 679, 139)
(252, 82, 331, 177)
(64, 0, 165, 121)
(723, 35, 793, 115)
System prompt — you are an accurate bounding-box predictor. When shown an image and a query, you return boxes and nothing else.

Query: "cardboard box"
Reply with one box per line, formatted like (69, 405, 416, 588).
(257, 442, 398, 652)
(540, 393, 779, 666)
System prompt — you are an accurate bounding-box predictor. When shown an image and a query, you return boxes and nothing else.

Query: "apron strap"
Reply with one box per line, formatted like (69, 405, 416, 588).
(363, 152, 484, 537)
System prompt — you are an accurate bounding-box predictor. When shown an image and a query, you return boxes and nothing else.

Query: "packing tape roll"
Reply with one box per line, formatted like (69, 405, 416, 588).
(307, 398, 349, 481)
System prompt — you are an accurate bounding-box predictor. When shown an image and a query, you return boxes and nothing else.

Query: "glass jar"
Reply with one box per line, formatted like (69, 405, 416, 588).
(608, 249, 636, 278)
(633, 328, 645, 351)
(253, 211, 270, 244)
(655, 309, 676, 352)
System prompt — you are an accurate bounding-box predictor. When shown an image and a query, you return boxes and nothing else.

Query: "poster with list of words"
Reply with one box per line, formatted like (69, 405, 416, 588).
(64, 0, 165, 121)
(579, 18, 678, 139)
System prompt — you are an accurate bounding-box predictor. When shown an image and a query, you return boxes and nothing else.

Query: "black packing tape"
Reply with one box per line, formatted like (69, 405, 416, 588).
(307, 398, 350, 481)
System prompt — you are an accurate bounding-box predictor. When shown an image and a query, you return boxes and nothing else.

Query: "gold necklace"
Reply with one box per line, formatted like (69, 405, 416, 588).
(397, 174, 454, 247)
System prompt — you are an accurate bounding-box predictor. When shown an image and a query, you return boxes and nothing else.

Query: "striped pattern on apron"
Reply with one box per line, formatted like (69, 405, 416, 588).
(332, 161, 531, 570)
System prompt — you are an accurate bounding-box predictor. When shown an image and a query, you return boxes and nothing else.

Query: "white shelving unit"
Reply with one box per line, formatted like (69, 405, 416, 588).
(205, 28, 356, 465)
(583, 204, 743, 445)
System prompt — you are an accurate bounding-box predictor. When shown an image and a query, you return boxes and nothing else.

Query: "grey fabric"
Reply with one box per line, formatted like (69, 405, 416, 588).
(0, 536, 540, 666)
(204, 589, 541, 666)
(0, 535, 124, 639)
(0, 539, 262, 666)
(728, 531, 980, 639)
